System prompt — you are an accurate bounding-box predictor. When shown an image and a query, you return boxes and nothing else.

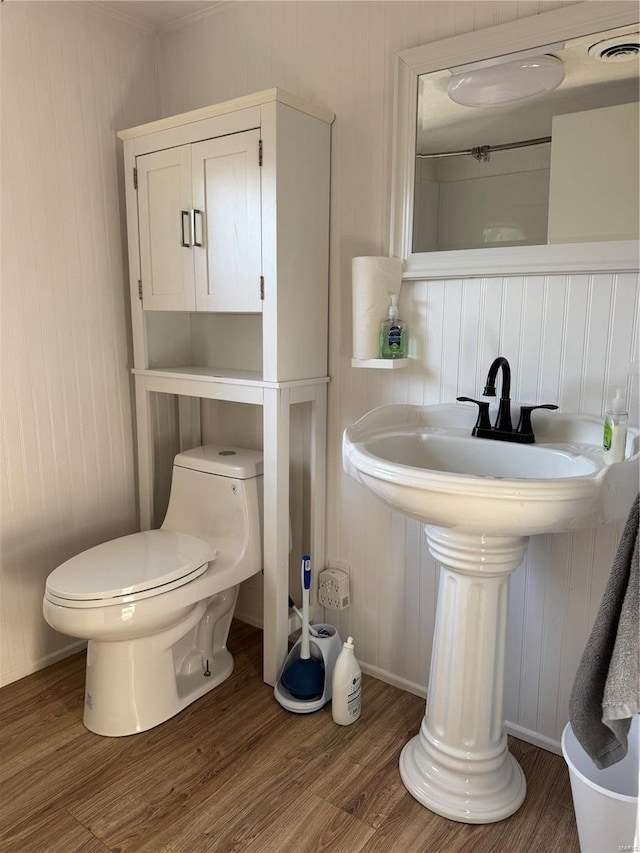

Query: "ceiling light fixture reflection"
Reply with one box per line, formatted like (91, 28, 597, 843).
(448, 56, 565, 108)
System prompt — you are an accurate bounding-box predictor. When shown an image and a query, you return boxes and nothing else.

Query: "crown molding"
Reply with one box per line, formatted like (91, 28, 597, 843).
(88, 2, 156, 33)
(159, 2, 232, 34)
(88, 2, 231, 35)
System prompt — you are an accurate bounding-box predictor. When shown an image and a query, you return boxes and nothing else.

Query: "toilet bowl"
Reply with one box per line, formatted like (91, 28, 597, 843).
(43, 444, 263, 737)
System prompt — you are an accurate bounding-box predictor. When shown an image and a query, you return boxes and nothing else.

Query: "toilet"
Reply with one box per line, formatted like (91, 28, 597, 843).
(43, 444, 263, 737)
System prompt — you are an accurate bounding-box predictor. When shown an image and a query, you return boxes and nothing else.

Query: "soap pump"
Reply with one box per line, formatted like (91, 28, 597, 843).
(603, 387, 628, 464)
(379, 294, 407, 359)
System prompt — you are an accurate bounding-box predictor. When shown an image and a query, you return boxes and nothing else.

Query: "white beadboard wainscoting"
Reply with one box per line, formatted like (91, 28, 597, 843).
(0, 2, 159, 685)
(2, 0, 638, 757)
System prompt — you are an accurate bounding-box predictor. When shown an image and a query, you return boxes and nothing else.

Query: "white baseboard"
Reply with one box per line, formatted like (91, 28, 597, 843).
(0, 640, 87, 688)
(360, 661, 428, 699)
(359, 661, 562, 756)
(233, 610, 265, 631)
(504, 721, 562, 756)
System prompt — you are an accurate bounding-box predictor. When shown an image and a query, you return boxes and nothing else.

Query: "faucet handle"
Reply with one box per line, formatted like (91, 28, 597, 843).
(516, 404, 559, 441)
(457, 397, 492, 431)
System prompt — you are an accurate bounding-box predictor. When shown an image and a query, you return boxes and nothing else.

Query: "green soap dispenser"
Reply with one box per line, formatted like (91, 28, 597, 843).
(603, 387, 628, 464)
(379, 294, 407, 359)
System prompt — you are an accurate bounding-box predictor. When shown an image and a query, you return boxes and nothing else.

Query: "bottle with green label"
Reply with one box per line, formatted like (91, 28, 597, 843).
(379, 294, 407, 359)
(603, 387, 628, 464)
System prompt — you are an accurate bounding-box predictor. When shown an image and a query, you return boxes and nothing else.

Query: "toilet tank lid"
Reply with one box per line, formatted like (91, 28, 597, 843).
(174, 444, 264, 479)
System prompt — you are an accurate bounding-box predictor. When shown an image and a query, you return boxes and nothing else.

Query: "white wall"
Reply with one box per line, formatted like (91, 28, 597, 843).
(157, 0, 638, 751)
(0, 2, 160, 685)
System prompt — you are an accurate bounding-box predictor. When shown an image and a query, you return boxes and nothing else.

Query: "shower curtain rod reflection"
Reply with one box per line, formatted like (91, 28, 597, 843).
(417, 135, 551, 162)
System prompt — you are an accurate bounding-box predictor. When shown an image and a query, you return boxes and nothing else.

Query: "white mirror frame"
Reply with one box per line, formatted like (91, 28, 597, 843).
(390, 1, 640, 280)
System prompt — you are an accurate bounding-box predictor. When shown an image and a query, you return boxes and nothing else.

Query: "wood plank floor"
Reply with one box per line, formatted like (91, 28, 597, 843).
(0, 621, 580, 852)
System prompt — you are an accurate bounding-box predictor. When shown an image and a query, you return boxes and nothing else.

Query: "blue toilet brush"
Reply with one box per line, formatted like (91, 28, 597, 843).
(280, 556, 325, 700)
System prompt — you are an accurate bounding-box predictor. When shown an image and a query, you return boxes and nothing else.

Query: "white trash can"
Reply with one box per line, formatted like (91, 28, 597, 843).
(562, 715, 638, 853)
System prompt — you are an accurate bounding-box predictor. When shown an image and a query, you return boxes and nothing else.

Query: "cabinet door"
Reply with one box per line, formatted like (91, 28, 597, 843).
(192, 130, 262, 313)
(137, 146, 195, 311)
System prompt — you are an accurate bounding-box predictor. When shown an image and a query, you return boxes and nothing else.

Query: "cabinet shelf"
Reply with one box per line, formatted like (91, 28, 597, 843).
(134, 366, 265, 385)
(132, 367, 330, 406)
(133, 366, 330, 388)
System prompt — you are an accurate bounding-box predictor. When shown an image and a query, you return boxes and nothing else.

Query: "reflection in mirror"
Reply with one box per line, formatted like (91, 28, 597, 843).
(413, 25, 639, 253)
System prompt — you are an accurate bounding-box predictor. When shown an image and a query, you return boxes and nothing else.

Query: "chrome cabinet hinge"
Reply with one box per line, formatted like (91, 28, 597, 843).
(260, 275, 265, 300)
(258, 139, 263, 167)
(133, 167, 138, 190)
(138, 280, 143, 300)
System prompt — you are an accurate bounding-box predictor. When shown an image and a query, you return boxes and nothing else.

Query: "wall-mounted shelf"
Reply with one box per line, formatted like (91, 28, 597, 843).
(351, 358, 410, 369)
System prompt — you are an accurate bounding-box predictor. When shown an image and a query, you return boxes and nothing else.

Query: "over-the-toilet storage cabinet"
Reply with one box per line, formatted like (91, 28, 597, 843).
(118, 89, 334, 685)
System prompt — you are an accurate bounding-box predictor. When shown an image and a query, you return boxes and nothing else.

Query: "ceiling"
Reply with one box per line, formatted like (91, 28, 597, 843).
(92, 1, 225, 31)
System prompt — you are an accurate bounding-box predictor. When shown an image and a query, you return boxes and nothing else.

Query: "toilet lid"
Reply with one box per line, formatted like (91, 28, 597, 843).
(46, 530, 213, 604)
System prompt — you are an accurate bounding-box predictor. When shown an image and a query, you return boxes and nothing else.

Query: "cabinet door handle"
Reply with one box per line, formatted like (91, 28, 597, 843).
(180, 210, 191, 247)
(192, 209, 204, 248)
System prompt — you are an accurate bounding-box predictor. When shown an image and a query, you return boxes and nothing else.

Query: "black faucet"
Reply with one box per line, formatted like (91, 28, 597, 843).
(457, 356, 558, 444)
(483, 356, 513, 432)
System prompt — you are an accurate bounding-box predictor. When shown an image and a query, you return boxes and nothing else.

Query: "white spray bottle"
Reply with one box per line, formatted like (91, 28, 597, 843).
(331, 636, 362, 725)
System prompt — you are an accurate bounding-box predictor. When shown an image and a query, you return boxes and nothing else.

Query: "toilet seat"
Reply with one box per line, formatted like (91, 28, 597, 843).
(45, 530, 214, 609)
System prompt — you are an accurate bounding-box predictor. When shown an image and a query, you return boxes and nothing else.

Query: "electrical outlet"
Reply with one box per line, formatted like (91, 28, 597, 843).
(318, 567, 350, 610)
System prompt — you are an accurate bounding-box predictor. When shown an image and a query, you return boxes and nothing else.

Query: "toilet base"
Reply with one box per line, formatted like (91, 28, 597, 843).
(83, 587, 238, 736)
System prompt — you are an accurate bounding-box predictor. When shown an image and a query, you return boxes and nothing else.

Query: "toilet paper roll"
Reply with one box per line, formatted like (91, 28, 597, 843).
(352, 256, 403, 360)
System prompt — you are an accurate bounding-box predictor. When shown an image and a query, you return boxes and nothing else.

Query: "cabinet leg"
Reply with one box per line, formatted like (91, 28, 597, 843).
(262, 388, 291, 686)
(134, 381, 154, 531)
(310, 385, 327, 613)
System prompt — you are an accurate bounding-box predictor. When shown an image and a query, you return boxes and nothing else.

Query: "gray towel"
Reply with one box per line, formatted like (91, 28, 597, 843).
(569, 493, 639, 769)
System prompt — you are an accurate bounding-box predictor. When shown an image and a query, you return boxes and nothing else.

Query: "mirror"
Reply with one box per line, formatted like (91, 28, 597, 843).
(390, 2, 640, 279)
(414, 29, 638, 253)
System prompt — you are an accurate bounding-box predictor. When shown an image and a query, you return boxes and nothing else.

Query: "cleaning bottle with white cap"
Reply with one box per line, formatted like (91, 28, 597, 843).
(331, 636, 362, 725)
(603, 387, 628, 464)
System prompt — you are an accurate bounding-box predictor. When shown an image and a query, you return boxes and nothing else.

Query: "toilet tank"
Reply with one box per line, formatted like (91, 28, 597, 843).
(161, 445, 263, 566)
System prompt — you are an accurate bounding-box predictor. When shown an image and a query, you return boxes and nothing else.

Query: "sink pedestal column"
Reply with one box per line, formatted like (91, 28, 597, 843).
(399, 527, 529, 824)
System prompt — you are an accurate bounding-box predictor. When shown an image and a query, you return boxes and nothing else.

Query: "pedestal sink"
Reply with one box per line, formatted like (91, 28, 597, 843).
(343, 403, 639, 824)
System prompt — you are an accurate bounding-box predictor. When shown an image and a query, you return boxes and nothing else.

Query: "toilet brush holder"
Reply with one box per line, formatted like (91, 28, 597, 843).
(274, 624, 342, 714)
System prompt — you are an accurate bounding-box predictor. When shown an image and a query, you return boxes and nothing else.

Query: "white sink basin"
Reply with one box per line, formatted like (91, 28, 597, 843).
(343, 403, 639, 536)
(343, 402, 639, 824)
